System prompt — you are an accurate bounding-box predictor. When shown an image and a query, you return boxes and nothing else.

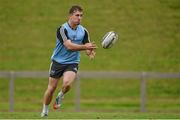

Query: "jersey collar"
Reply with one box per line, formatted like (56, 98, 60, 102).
(67, 22, 78, 30)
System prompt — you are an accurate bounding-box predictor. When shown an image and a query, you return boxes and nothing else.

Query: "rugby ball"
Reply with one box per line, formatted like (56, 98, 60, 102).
(101, 31, 118, 49)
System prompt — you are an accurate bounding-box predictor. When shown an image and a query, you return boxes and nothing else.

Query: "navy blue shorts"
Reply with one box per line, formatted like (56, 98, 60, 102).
(49, 60, 78, 78)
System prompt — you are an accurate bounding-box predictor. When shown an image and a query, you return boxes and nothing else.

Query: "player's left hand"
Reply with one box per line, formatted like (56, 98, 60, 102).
(86, 49, 96, 60)
(85, 41, 97, 60)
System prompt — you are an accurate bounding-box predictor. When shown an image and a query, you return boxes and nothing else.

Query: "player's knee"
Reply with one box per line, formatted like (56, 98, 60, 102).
(48, 85, 57, 94)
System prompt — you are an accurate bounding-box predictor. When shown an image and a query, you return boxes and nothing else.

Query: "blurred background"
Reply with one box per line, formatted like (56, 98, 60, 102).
(0, 0, 179, 114)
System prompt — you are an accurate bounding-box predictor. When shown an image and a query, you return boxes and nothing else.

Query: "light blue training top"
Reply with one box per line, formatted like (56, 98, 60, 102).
(51, 22, 90, 64)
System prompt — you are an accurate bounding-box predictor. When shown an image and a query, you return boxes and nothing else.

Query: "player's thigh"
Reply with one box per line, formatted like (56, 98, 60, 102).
(63, 71, 77, 85)
(48, 77, 59, 89)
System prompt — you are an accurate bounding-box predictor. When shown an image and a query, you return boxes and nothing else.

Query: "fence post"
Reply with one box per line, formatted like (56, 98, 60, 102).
(140, 72, 147, 112)
(75, 74, 80, 112)
(9, 71, 15, 112)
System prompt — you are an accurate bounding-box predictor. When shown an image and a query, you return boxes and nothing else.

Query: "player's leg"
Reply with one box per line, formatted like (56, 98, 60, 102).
(44, 77, 59, 105)
(62, 71, 77, 93)
(53, 71, 77, 109)
(41, 77, 59, 117)
(41, 60, 63, 117)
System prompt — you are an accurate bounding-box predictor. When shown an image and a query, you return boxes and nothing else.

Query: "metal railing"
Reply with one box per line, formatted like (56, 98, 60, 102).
(0, 71, 180, 112)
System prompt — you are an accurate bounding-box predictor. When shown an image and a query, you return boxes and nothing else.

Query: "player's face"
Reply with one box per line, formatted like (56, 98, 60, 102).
(69, 11, 83, 25)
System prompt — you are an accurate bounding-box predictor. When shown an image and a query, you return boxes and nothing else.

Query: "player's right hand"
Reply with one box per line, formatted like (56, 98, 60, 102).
(85, 42, 98, 50)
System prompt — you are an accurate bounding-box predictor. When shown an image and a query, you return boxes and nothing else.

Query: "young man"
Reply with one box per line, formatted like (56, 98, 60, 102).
(41, 5, 97, 117)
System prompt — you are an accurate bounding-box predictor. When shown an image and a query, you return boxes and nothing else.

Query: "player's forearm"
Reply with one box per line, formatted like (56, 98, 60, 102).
(63, 39, 86, 51)
(64, 40, 97, 51)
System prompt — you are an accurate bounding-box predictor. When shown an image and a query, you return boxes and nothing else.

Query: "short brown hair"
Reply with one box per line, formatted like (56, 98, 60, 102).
(69, 5, 83, 14)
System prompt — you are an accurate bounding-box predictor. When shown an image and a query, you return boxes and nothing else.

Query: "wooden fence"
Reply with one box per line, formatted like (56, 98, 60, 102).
(0, 71, 180, 112)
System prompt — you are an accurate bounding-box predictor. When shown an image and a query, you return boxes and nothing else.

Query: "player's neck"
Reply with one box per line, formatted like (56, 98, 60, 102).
(68, 21, 78, 30)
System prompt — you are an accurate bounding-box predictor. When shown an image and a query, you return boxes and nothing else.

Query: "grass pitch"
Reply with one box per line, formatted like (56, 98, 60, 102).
(0, 0, 179, 72)
(0, 112, 180, 119)
(0, 0, 179, 119)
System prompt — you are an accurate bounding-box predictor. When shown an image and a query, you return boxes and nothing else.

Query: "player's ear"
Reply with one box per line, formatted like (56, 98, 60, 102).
(68, 15, 71, 19)
(68, 14, 74, 20)
(68, 13, 73, 17)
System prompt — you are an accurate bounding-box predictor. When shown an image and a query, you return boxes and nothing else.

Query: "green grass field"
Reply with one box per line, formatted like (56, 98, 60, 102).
(1, 112, 180, 119)
(0, 0, 179, 71)
(0, 78, 180, 118)
(0, 0, 180, 119)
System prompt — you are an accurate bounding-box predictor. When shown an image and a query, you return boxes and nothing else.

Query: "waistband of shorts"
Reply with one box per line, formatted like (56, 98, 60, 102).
(52, 59, 78, 65)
